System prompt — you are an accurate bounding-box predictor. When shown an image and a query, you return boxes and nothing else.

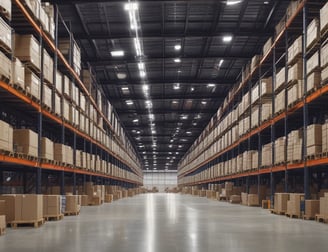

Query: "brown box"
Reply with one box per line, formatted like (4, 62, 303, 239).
(307, 124, 322, 147)
(305, 200, 320, 218)
(288, 36, 302, 65)
(43, 195, 61, 217)
(21, 194, 43, 221)
(275, 16, 286, 37)
(230, 195, 241, 204)
(319, 196, 328, 216)
(306, 18, 319, 49)
(0, 120, 13, 152)
(65, 195, 80, 213)
(307, 51, 320, 75)
(263, 37, 272, 56)
(248, 194, 259, 206)
(43, 49, 53, 84)
(321, 2, 328, 34)
(321, 42, 328, 69)
(288, 60, 303, 83)
(307, 145, 322, 156)
(81, 195, 88, 206)
(13, 129, 38, 157)
(43, 84, 52, 109)
(0, 50, 11, 81)
(0, 17, 11, 50)
(41, 137, 53, 160)
(286, 193, 304, 216)
(0, 200, 5, 215)
(0, 215, 5, 233)
(54, 143, 73, 164)
(274, 193, 290, 213)
(307, 71, 321, 93)
(25, 68, 40, 100)
(11, 58, 25, 89)
(0, 0, 11, 20)
(14, 34, 41, 71)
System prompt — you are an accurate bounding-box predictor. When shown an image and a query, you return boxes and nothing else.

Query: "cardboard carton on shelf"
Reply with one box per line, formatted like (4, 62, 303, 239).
(13, 129, 38, 157)
(43, 84, 52, 109)
(306, 18, 320, 49)
(0, 0, 11, 20)
(288, 36, 302, 65)
(263, 37, 272, 56)
(307, 51, 320, 75)
(41, 137, 54, 160)
(14, 34, 41, 71)
(307, 124, 322, 147)
(25, 68, 40, 100)
(307, 71, 321, 93)
(0, 120, 13, 152)
(0, 50, 11, 80)
(0, 16, 11, 50)
(11, 58, 25, 89)
(321, 2, 328, 34)
(321, 42, 328, 69)
(288, 60, 303, 83)
(274, 193, 289, 213)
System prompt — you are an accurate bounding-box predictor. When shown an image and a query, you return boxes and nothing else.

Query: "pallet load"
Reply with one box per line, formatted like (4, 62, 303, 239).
(0, 215, 5, 235)
(0, 120, 13, 152)
(11, 58, 25, 89)
(64, 195, 80, 216)
(13, 129, 38, 157)
(286, 193, 304, 218)
(0, 50, 11, 80)
(0, 0, 11, 20)
(0, 194, 44, 228)
(241, 192, 248, 205)
(248, 194, 259, 206)
(307, 124, 322, 156)
(230, 195, 241, 204)
(0, 16, 11, 52)
(41, 137, 54, 160)
(104, 194, 113, 203)
(273, 193, 290, 214)
(304, 200, 320, 220)
(316, 193, 328, 223)
(54, 143, 73, 165)
(43, 195, 63, 221)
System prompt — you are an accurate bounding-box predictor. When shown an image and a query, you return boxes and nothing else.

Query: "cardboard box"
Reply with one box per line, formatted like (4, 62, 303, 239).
(25, 0, 41, 19)
(307, 18, 319, 49)
(0, 0, 11, 20)
(307, 51, 320, 75)
(286, 193, 304, 216)
(230, 195, 241, 204)
(288, 60, 303, 83)
(43, 84, 52, 109)
(54, 143, 73, 164)
(25, 68, 40, 100)
(275, 16, 286, 37)
(81, 195, 89, 206)
(55, 71, 62, 94)
(288, 36, 302, 65)
(14, 34, 41, 71)
(319, 196, 328, 216)
(0, 120, 13, 152)
(0, 17, 11, 50)
(65, 195, 80, 213)
(322, 66, 328, 83)
(41, 137, 53, 160)
(321, 1, 328, 33)
(275, 67, 286, 91)
(43, 195, 61, 217)
(248, 194, 259, 206)
(274, 193, 289, 213)
(305, 200, 320, 218)
(0, 200, 5, 215)
(307, 71, 321, 92)
(321, 42, 328, 69)
(54, 93, 61, 115)
(307, 124, 322, 147)
(43, 49, 53, 84)
(11, 58, 25, 89)
(0, 50, 11, 80)
(13, 129, 38, 157)
(263, 37, 272, 56)
(21, 194, 43, 221)
(275, 89, 285, 113)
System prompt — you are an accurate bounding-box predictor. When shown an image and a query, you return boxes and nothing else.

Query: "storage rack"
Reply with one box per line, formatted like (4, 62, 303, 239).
(178, 0, 328, 203)
(0, 0, 143, 194)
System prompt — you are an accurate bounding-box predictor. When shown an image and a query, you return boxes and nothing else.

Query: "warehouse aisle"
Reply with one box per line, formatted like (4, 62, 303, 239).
(1, 193, 328, 252)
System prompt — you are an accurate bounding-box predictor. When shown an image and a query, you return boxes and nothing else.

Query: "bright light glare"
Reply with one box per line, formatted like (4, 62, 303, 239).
(226, 0, 242, 6)
(111, 50, 124, 57)
(223, 36, 233, 42)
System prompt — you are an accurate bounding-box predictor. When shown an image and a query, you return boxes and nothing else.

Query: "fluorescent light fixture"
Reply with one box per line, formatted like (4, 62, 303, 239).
(142, 84, 149, 91)
(145, 100, 152, 108)
(174, 58, 181, 63)
(166, 157, 170, 159)
(181, 115, 188, 120)
(226, 0, 242, 6)
(152, 130, 156, 134)
(136, 131, 141, 134)
(193, 122, 197, 126)
(223, 36, 233, 42)
(152, 144, 157, 147)
(149, 114, 154, 120)
(111, 50, 124, 57)
(169, 145, 173, 148)
(174, 44, 181, 50)
(126, 100, 134, 105)
(175, 152, 179, 155)
(134, 38, 142, 56)
(140, 70, 146, 78)
(124, 2, 139, 11)
(133, 119, 139, 123)
(138, 62, 145, 70)
(201, 101, 207, 105)
(178, 145, 183, 148)
(170, 139, 174, 143)
(169, 152, 172, 155)
(173, 83, 180, 90)
(117, 72, 127, 79)
(121, 87, 129, 91)
(186, 131, 192, 135)
(190, 87, 195, 92)
(264, 1, 269, 4)
(177, 70, 182, 73)
(219, 59, 224, 67)
(207, 83, 216, 87)
(142, 151, 146, 154)
(172, 100, 179, 104)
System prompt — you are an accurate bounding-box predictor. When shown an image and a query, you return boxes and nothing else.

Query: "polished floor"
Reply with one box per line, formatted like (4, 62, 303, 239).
(1, 193, 328, 252)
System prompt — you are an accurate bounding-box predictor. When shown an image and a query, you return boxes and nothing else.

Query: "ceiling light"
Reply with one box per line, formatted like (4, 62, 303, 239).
(172, 100, 178, 104)
(174, 58, 181, 63)
(142, 151, 146, 154)
(175, 152, 179, 155)
(181, 115, 188, 120)
(117, 72, 127, 79)
(166, 157, 170, 159)
(126, 100, 134, 105)
(124, 2, 139, 11)
(142, 84, 149, 91)
(223, 36, 233, 42)
(121, 87, 129, 91)
(138, 62, 145, 71)
(193, 122, 197, 126)
(134, 38, 142, 56)
(173, 84, 180, 90)
(174, 44, 181, 50)
(133, 119, 139, 123)
(264, 1, 269, 4)
(186, 131, 192, 135)
(111, 50, 124, 57)
(152, 130, 156, 134)
(226, 0, 242, 6)
(178, 145, 183, 148)
(169, 152, 172, 155)
(169, 145, 173, 148)
(201, 101, 207, 105)
(177, 70, 182, 73)
(190, 87, 195, 92)
(207, 83, 216, 88)
(219, 59, 224, 67)
(170, 139, 174, 143)
(149, 114, 154, 120)
(140, 70, 146, 78)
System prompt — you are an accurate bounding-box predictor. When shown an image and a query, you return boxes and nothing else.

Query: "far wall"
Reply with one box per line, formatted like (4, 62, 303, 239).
(143, 170, 177, 192)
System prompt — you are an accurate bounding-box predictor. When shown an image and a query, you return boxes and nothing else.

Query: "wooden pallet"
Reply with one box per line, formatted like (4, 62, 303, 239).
(64, 211, 80, 216)
(288, 54, 302, 66)
(0, 227, 5, 235)
(0, 149, 14, 156)
(270, 209, 286, 215)
(0, 40, 12, 55)
(0, 73, 10, 83)
(303, 215, 315, 221)
(315, 214, 328, 223)
(285, 213, 301, 219)
(44, 214, 64, 221)
(10, 218, 44, 228)
(25, 62, 41, 75)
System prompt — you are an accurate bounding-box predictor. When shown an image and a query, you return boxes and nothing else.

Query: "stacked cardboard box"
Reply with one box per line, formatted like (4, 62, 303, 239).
(261, 143, 272, 167)
(0, 120, 13, 152)
(307, 51, 320, 75)
(0, 194, 43, 223)
(306, 18, 320, 49)
(41, 137, 53, 160)
(287, 129, 303, 162)
(263, 37, 272, 56)
(65, 195, 80, 214)
(14, 35, 41, 71)
(248, 194, 259, 206)
(274, 137, 286, 164)
(288, 60, 303, 84)
(43, 84, 52, 109)
(13, 129, 38, 157)
(230, 195, 241, 204)
(261, 101, 272, 122)
(275, 89, 285, 113)
(322, 122, 328, 152)
(288, 36, 302, 65)
(274, 193, 289, 213)
(275, 68, 286, 91)
(0, 16, 11, 50)
(287, 80, 303, 106)
(54, 143, 73, 164)
(321, 2, 328, 33)
(319, 193, 328, 217)
(105, 194, 113, 203)
(286, 193, 304, 217)
(307, 124, 322, 156)
(307, 71, 321, 93)
(43, 195, 62, 217)
(0, 50, 11, 80)
(58, 38, 81, 76)
(43, 49, 53, 84)
(0, 215, 5, 234)
(304, 200, 320, 219)
(11, 58, 25, 89)
(251, 151, 258, 169)
(81, 195, 89, 206)
(25, 68, 40, 100)
(241, 192, 248, 205)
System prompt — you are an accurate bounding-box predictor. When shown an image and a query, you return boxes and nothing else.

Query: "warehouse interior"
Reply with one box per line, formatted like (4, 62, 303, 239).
(1, 0, 328, 250)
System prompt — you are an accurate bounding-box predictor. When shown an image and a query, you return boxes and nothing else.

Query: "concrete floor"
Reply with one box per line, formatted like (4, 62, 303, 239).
(1, 193, 328, 252)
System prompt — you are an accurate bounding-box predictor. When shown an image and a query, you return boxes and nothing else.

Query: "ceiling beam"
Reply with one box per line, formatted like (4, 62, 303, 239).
(108, 94, 225, 101)
(87, 55, 252, 66)
(99, 78, 236, 86)
(115, 109, 217, 115)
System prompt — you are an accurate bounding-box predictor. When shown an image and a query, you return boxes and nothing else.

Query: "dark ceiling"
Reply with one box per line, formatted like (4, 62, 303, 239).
(50, 0, 290, 170)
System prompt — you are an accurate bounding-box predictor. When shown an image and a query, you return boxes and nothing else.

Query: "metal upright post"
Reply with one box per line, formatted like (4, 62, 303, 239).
(284, 30, 289, 193)
(73, 132, 76, 194)
(271, 45, 277, 207)
(302, 5, 310, 200)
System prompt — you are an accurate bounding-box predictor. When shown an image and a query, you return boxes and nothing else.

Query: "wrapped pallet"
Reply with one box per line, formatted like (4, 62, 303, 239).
(43, 195, 62, 218)
(0, 16, 11, 50)
(11, 58, 25, 89)
(274, 193, 289, 213)
(25, 68, 40, 100)
(0, 0, 11, 20)
(41, 137, 53, 160)
(306, 18, 319, 50)
(0, 50, 11, 80)
(307, 124, 322, 156)
(304, 200, 320, 219)
(286, 193, 304, 217)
